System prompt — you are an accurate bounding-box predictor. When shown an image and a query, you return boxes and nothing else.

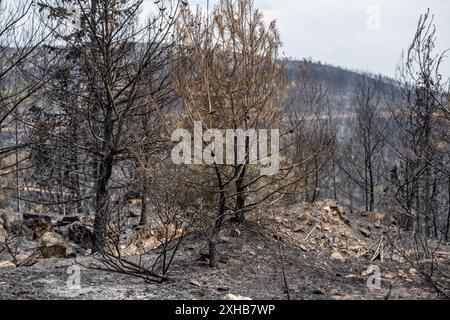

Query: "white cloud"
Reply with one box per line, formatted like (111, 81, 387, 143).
(146, 0, 450, 78)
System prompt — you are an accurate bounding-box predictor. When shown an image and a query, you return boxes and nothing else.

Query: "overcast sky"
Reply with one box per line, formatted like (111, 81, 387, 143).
(148, 0, 450, 79)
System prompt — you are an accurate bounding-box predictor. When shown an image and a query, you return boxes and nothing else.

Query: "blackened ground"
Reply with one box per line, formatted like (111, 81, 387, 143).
(0, 219, 442, 300)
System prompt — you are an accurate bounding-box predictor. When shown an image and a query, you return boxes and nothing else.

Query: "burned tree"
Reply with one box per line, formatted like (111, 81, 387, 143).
(388, 10, 450, 297)
(171, 0, 325, 267)
(390, 10, 448, 236)
(340, 74, 387, 213)
(33, 0, 184, 250)
(0, 0, 47, 210)
(285, 63, 336, 204)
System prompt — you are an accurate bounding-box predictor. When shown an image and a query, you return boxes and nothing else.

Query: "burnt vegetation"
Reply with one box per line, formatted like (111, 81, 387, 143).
(0, 0, 449, 299)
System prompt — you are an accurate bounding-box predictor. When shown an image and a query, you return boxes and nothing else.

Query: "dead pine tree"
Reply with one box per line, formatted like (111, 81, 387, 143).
(340, 73, 387, 213)
(0, 0, 48, 210)
(284, 62, 336, 205)
(34, 0, 185, 251)
(388, 9, 450, 297)
(172, 0, 306, 267)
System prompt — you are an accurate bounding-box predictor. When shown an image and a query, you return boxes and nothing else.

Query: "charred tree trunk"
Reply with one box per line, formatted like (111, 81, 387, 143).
(209, 167, 227, 267)
(446, 177, 450, 241)
(368, 157, 375, 212)
(311, 157, 320, 203)
(140, 181, 149, 226)
(234, 164, 246, 223)
(93, 153, 113, 251)
(364, 162, 369, 212)
(93, 106, 114, 252)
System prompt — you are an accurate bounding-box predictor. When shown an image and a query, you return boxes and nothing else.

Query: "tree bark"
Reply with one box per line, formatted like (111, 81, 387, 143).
(368, 157, 375, 212)
(93, 105, 114, 252)
(140, 182, 149, 226)
(234, 164, 246, 223)
(209, 167, 226, 267)
(446, 177, 450, 241)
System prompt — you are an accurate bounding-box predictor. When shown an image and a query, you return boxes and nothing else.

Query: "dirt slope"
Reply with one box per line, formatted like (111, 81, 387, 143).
(0, 207, 444, 300)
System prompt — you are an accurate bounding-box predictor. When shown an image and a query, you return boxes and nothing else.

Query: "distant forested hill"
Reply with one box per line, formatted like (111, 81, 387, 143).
(286, 59, 402, 114)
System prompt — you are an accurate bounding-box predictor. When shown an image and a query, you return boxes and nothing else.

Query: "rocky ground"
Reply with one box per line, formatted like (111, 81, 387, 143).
(0, 201, 449, 300)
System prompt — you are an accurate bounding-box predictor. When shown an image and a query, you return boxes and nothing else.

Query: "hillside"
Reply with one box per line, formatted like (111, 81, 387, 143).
(286, 60, 402, 115)
(1, 201, 448, 300)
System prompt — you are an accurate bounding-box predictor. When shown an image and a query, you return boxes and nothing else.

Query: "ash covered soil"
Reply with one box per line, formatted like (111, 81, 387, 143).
(0, 201, 448, 300)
